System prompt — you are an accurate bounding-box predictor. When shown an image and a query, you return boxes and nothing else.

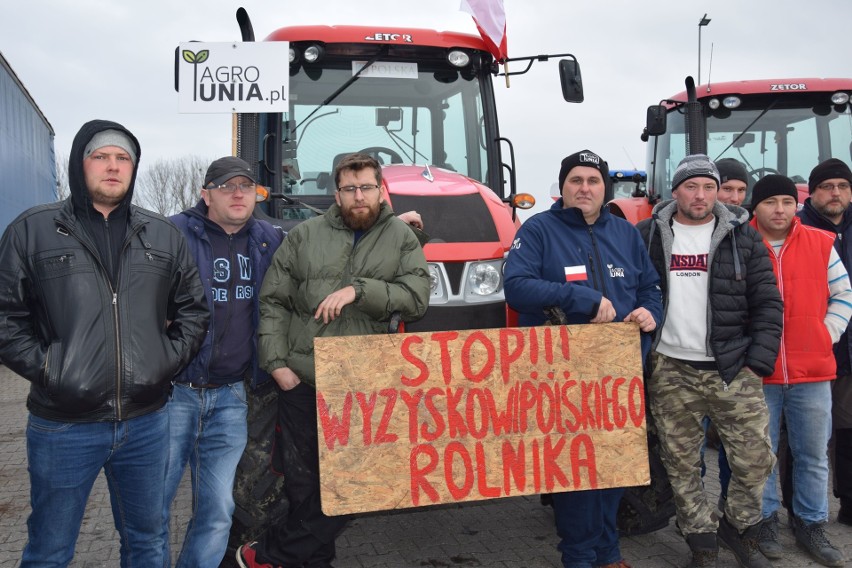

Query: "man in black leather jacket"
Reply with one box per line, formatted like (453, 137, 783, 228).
(0, 119, 209, 567)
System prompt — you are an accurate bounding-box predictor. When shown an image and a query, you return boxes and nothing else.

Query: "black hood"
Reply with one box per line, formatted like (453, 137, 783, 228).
(68, 119, 141, 213)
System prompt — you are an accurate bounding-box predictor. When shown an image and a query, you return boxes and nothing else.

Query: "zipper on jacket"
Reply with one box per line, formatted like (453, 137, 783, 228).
(216, 234, 237, 363)
(112, 292, 122, 413)
(56, 217, 146, 420)
(774, 243, 789, 386)
(587, 226, 609, 297)
(587, 253, 600, 291)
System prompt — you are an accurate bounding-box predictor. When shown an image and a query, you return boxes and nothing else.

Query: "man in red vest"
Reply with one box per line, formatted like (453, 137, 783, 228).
(750, 174, 851, 567)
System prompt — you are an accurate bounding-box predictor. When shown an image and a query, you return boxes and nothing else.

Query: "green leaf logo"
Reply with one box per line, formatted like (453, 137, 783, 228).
(183, 49, 210, 101)
(182, 49, 209, 64)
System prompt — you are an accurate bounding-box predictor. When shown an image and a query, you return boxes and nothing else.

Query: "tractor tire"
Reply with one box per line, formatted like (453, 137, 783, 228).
(616, 411, 676, 536)
(220, 383, 290, 567)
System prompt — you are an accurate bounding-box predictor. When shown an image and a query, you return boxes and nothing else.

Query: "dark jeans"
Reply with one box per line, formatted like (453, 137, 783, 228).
(552, 488, 624, 567)
(256, 383, 348, 567)
(22, 406, 169, 567)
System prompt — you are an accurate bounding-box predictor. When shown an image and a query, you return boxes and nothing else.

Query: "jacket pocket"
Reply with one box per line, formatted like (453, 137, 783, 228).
(34, 252, 79, 281)
(132, 248, 175, 278)
(40, 340, 64, 392)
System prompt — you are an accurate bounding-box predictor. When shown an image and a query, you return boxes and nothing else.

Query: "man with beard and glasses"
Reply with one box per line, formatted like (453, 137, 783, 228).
(236, 152, 430, 568)
(637, 154, 782, 568)
(798, 158, 852, 529)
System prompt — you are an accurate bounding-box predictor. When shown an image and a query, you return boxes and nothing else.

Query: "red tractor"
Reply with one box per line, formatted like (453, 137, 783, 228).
(207, 9, 586, 558)
(609, 76, 852, 222)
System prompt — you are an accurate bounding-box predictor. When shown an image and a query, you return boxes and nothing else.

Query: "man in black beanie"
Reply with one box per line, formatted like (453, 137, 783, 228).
(808, 158, 852, 195)
(750, 173, 850, 566)
(716, 158, 750, 207)
(799, 158, 852, 531)
(505, 149, 662, 568)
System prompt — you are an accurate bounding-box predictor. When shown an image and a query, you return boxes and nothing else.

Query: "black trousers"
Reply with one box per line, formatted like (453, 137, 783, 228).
(834, 428, 852, 511)
(256, 383, 349, 567)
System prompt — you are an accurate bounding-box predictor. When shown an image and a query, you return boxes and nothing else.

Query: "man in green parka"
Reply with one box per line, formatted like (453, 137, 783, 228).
(237, 153, 430, 568)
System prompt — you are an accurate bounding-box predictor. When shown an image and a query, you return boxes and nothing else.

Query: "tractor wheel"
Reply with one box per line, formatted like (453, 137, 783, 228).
(616, 412, 676, 536)
(220, 383, 290, 567)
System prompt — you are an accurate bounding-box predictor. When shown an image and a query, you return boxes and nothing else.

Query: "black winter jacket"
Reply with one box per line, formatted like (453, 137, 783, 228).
(637, 200, 782, 384)
(0, 120, 209, 422)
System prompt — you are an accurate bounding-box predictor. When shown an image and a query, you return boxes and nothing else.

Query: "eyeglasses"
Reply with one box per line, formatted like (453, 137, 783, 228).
(337, 184, 380, 194)
(816, 182, 851, 192)
(208, 182, 257, 194)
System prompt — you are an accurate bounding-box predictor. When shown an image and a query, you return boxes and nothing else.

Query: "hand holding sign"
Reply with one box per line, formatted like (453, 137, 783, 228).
(313, 322, 649, 516)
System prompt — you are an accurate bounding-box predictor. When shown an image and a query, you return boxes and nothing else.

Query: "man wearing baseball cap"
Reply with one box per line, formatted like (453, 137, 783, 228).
(798, 158, 852, 532)
(163, 156, 285, 567)
(505, 149, 662, 568)
(637, 154, 782, 568)
(749, 174, 850, 566)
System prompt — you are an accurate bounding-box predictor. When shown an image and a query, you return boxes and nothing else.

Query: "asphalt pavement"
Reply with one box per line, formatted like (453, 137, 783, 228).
(1, 366, 849, 567)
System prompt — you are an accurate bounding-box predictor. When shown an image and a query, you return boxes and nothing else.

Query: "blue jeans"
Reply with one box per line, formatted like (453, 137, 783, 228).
(552, 487, 624, 567)
(163, 382, 248, 568)
(22, 405, 169, 568)
(762, 381, 833, 523)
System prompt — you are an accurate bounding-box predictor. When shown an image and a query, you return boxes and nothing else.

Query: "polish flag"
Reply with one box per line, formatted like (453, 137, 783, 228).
(460, 0, 508, 62)
(564, 265, 588, 282)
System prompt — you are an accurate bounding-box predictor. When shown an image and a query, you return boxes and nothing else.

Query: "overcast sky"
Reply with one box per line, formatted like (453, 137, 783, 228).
(3, 0, 850, 216)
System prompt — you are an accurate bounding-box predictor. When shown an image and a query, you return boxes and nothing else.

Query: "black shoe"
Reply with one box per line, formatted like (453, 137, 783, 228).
(756, 512, 783, 559)
(717, 516, 772, 568)
(792, 517, 844, 567)
(838, 505, 852, 527)
(685, 532, 719, 568)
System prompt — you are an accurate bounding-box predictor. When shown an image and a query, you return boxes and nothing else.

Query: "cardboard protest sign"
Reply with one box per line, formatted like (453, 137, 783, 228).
(314, 322, 648, 516)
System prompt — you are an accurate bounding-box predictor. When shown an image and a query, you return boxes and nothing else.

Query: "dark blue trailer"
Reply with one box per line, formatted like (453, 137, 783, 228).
(0, 52, 56, 233)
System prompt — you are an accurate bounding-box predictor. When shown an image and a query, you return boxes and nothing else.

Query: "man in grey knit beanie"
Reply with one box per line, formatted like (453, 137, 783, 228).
(672, 154, 720, 190)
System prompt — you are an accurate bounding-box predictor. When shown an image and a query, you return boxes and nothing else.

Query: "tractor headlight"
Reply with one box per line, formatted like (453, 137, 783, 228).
(465, 260, 503, 298)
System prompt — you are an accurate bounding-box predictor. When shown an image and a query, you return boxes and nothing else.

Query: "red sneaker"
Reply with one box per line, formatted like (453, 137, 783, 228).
(597, 561, 632, 568)
(236, 542, 276, 568)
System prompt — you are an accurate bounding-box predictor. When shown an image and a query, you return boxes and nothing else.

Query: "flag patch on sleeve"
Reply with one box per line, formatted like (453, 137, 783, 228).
(564, 265, 588, 282)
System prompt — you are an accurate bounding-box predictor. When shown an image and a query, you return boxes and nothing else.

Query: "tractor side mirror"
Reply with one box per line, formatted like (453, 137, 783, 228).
(559, 59, 584, 103)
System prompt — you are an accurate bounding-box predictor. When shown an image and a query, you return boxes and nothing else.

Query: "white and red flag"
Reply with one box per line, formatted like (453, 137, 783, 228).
(460, 0, 508, 62)
(564, 265, 588, 282)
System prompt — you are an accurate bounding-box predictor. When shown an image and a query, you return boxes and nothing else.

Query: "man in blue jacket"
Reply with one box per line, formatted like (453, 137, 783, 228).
(504, 149, 662, 568)
(163, 157, 284, 567)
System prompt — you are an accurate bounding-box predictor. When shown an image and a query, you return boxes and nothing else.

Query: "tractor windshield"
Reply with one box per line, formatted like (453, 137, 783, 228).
(279, 51, 491, 200)
(648, 97, 852, 201)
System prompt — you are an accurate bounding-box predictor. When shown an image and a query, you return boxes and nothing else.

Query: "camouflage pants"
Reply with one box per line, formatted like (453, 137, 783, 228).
(648, 353, 775, 535)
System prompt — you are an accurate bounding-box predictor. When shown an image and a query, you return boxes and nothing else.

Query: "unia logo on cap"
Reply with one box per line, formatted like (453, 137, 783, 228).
(579, 152, 600, 165)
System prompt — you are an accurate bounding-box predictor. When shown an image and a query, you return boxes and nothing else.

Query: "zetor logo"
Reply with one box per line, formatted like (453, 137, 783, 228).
(770, 83, 807, 91)
(364, 33, 413, 43)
